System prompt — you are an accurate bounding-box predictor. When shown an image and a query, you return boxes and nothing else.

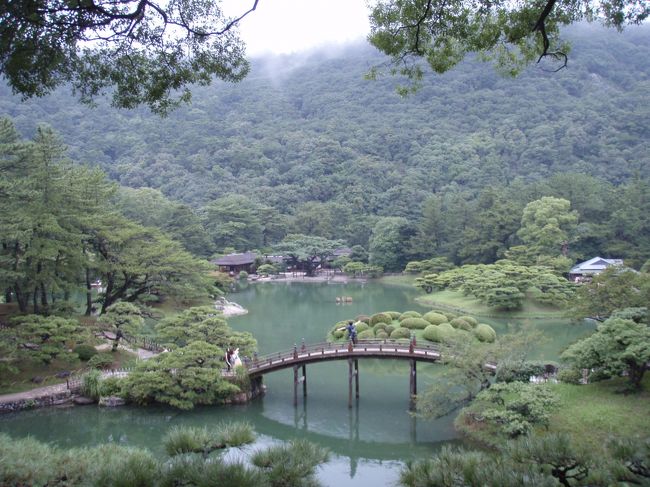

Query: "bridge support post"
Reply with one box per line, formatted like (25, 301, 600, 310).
(409, 359, 417, 411)
(348, 358, 359, 408)
(294, 364, 307, 407)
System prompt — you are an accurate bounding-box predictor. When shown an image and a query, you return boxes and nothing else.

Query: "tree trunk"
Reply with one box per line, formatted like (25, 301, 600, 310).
(33, 287, 39, 314)
(4, 288, 12, 303)
(85, 267, 93, 316)
(40, 282, 48, 309)
(13, 284, 28, 312)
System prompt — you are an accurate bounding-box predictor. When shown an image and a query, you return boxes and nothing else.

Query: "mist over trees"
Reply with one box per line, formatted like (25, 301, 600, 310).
(1, 25, 648, 268)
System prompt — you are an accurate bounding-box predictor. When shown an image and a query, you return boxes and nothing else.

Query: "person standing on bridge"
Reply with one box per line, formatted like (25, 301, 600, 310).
(346, 321, 357, 345)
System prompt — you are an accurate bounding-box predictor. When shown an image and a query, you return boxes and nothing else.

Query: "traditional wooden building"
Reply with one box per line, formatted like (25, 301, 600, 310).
(211, 252, 257, 274)
(569, 256, 624, 282)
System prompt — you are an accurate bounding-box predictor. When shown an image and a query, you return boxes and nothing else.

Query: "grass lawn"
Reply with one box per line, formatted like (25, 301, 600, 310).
(455, 375, 650, 451)
(379, 274, 418, 288)
(547, 375, 650, 451)
(415, 289, 567, 319)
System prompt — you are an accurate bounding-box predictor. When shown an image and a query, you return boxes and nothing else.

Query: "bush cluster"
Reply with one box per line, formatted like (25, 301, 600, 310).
(74, 344, 98, 361)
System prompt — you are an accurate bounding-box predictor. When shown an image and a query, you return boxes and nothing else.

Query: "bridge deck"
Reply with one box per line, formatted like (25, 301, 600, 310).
(246, 339, 441, 376)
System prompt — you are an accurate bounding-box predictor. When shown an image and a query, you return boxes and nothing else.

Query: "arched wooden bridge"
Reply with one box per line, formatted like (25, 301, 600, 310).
(242, 339, 443, 409)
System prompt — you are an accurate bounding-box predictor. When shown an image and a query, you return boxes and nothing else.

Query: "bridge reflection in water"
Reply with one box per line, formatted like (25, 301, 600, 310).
(245, 339, 441, 410)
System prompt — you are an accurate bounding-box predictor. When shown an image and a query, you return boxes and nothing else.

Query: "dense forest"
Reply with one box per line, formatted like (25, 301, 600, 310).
(1, 25, 648, 268)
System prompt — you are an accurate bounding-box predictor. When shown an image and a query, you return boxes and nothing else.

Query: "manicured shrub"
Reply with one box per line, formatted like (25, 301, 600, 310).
(400, 317, 430, 330)
(443, 312, 458, 321)
(458, 315, 479, 327)
(355, 322, 369, 333)
(357, 329, 375, 339)
(422, 311, 448, 325)
(238, 271, 248, 279)
(100, 376, 125, 397)
(384, 325, 396, 335)
(74, 344, 98, 361)
(376, 331, 389, 340)
(450, 317, 473, 331)
(369, 313, 392, 326)
(373, 323, 388, 333)
(390, 328, 411, 339)
(355, 315, 370, 324)
(557, 368, 583, 385)
(332, 329, 345, 339)
(87, 353, 115, 370)
(399, 311, 422, 321)
(422, 325, 444, 342)
(474, 324, 497, 343)
(385, 311, 402, 320)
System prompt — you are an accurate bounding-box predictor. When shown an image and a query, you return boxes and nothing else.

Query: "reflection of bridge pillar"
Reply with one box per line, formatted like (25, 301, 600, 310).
(348, 358, 359, 408)
(409, 359, 417, 411)
(293, 364, 307, 407)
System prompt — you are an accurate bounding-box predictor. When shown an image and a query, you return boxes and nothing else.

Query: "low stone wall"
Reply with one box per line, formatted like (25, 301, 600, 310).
(0, 390, 74, 413)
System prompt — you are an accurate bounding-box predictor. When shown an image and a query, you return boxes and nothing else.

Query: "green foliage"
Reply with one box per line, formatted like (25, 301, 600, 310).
(450, 317, 473, 331)
(355, 322, 369, 333)
(238, 271, 249, 280)
(557, 367, 583, 385)
(0, 0, 251, 114)
(368, 0, 644, 85)
(376, 330, 390, 339)
(81, 369, 103, 400)
(255, 264, 277, 276)
(274, 234, 345, 277)
(485, 286, 526, 310)
(517, 197, 578, 258)
(391, 328, 412, 339)
(73, 344, 97, 361)
(99, 376, 125, 397)
(369, 217, 413, 272)
(571, 268, 650, 321)
(405, 257, 455, 274)
(385, 325, 396, 335)
(87, 353, 116, 370)
(399, 317, 430, 330)
(358, 329, 375, 339)
(496, 361, 557, 383)
(399, 311, 422, 321)
(422, 311, 448, 325)
(385, 311, 402, 320)
(9, 315, 84, 365)
(251, 438, 329, 487)
(561, 316, 650, 390)
(423, 325, 444, 343)
(461, 382, 560, 438)
(474, 324, 497, 343)
(123, 341, 240, 409)
(458, 316, 478, 327)
(163, 423, 255, 457)
(155, 306, 257, 354)
(369, 312, 393, 326)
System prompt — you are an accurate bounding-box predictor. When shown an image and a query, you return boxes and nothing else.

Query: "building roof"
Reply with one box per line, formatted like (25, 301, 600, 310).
(212, 252, 257, 266)
(570, 257, 624, 275)
(332, 247, 352, 257)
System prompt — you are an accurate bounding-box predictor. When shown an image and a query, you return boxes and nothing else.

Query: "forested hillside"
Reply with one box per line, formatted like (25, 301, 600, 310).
(1, 25, 648, 267)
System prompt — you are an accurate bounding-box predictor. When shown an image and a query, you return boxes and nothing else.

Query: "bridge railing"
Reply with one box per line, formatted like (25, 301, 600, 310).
(246, 339, 441, 371)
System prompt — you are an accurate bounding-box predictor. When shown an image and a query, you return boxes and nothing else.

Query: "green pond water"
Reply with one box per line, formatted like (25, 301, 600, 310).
(0, 281, 595, 486)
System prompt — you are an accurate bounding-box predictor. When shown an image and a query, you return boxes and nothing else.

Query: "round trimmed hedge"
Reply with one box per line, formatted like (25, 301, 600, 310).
(355, 322, 369, 333)
(399, 311, 421, 321)
(450, 317, 473, 331)
(358, 329, 375, 339)
(422, 311, 448, 325)
(376, 331, 389, 340)
(390, 327, 412, 339)
(458, 315, 478, 327)
(355, 315, 370, 324)
(422, 325, 444, 342)
(385, 325, 396, 335)
(385, 311, 402, 320)
(370, 313, 393, 326)
(373, 323, 388, 333)
(399, 317, 430, 330)
(474, 324, 496, 343)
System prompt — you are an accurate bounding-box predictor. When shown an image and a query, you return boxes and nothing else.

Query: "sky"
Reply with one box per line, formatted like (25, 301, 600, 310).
(223, 0, 371, 55)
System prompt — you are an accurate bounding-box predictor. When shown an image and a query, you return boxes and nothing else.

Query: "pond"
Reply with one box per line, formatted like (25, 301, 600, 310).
(0, 281, 595, 486)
